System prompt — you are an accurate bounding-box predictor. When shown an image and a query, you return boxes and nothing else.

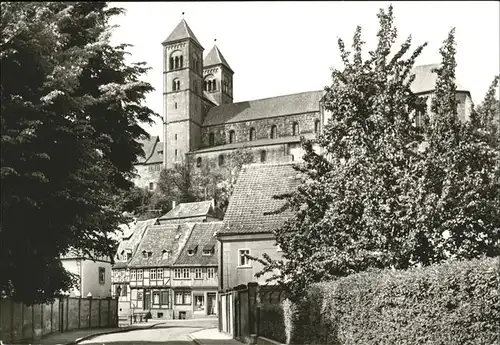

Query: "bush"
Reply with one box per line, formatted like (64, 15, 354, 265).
(292, 257, 499, 345)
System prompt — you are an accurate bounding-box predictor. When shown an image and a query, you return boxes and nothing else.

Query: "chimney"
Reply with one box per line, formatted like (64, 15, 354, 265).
(172, 200, 176, 209)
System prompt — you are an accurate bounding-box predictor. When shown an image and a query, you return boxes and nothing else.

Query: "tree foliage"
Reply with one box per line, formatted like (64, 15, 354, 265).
(0, 2, 157, 304)
(152, 149, 255, 214)
(254, 6, 500, 300)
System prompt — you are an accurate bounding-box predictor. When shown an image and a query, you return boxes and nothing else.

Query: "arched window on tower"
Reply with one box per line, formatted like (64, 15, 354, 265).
(212, 80, 216, 91)
(229, 130, 235, 144)
(172, 78, 180, 91)
(170, 57, 174, 70)
(179, 55, 183, 68)
(260, 150, 267, 163)
(175, 56, 179, 69)
(209, 132, 215, 146)
(270, 125, 277, 139)
(218, 154, 224, 166)
(249, 127, 256, 141)
(314, 119, 320, 133)
(292, 122, 299, 136)
(204, 74, 216, 93)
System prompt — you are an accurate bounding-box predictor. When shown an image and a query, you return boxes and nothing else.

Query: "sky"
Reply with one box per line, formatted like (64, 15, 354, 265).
(109, 1, 500, 140)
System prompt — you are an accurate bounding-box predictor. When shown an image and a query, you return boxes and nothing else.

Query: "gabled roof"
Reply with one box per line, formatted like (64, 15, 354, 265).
(162, 19, 202, 47)
(115, 218, 158, 262)
(135, 136, 163, 165)
(411, 63, 468, 94)
(128, 223, 193, 267)
(204, 45, 233, 72)
(158, 200, 224, 221)
(203, 90, 324, 127)
(174, 222, 222, 266)
(220, 163, 301, 235)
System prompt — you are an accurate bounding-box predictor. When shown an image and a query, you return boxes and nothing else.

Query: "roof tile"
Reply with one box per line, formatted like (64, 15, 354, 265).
(162, 19, 202, 47)
(174, 222, 222, 266)
(203, 90, 324, 127)
(220, 163, 300, 235)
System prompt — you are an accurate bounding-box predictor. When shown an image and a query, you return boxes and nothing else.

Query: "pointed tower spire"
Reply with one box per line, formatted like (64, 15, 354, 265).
(162, 18, 202, 47)
(204, 45, 233, 73)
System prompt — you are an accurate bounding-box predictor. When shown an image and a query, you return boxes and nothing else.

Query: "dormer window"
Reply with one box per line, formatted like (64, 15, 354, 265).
(202, 244, 215, 256)
(187, 245, 198, 256)
(162, 250, 171, 260)
(142, 250, 147, 258)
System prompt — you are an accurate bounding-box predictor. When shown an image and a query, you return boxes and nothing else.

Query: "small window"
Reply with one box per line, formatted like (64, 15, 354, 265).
(229, 130, 235, 144)
(99, 267, 105, 284)
(137, 269, 143, 280)
(260, 150, 267, 163)
(249, 127, 256, 141)
(153, 291, 160, 305)
(218, 154, 224, 166)
(157, 268, 163, 279)
(209, 132, 215, 146)
(175, 134, 178, 141)
(130, 269, 137, 281)
(194, 268, 202, 279)
(121, 284, 128, 296)
(142, 250, 148, 258)
(415, 110, 423, 127)
(175, 149, 178, 160)
(238, 249, 250, 267)
(174, 268, 182, 279)
(292, 122, 299, 136)
(149, 182, 154, 191)
(207, 268, 215, 279)
(162, 250, 170, 260)
(314, 119, 320, 133)
(270, 125, 277, 139)
(150, 268, 157, 280)
(196, 157, 202, 168)
(175, 102, 177, 109)
(182, 268, 190, 279)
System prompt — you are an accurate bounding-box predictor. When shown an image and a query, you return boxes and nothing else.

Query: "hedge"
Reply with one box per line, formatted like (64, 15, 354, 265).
(291, 257, 499, 345)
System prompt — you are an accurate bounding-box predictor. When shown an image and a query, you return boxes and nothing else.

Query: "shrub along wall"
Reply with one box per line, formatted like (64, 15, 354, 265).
(291, 257, 499, 345)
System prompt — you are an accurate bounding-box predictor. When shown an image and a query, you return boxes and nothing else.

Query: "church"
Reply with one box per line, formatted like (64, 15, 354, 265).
(132, 19, 473, 190)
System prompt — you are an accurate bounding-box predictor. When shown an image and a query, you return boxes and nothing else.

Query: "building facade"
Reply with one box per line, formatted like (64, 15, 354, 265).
(131, 19, 473, 188)
(61, 249, 112, 299)
(217, 162, 300, 290)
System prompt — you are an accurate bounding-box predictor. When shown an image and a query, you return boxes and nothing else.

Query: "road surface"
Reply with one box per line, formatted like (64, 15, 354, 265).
(79, 318, 218, 345)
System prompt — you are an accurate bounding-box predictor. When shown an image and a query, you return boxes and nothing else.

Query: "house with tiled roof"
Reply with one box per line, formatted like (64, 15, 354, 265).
(132, 135, 164, 190)
(217, 162, 301, 290)
(170, 222, 221, 318)
(157, 199, 224, 224)
(111, 218, 158, 318)
(125, 223, 192, 318)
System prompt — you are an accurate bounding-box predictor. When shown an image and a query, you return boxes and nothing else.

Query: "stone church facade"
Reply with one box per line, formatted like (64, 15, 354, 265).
(132, 19, 472, 189)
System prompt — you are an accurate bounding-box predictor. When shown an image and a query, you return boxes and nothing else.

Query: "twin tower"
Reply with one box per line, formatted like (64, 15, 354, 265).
(162, 19, 234, 169)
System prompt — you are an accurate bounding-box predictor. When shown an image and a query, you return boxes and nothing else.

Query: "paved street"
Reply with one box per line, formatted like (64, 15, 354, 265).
(78, 318, 221, 345)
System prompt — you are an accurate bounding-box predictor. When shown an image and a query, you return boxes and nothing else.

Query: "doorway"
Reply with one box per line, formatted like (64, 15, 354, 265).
(207, 293, 217, 315)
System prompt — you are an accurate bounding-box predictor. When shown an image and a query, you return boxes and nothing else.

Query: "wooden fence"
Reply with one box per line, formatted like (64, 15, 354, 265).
(0, 296, 118, 343)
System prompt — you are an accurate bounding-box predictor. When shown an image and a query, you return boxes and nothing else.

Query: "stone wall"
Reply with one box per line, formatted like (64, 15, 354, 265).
(133, 164, 162, 190)
(201, 112, 320, 148)
(0, 297, 118, 344)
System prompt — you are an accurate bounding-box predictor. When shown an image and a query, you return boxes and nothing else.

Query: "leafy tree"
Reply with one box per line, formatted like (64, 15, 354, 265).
(154, 149, 254, 213)
(254, 5, 429, 298)
(474, 75, 499, 149)
(417, 29, 500, 263)
(1, 2, 157, 304)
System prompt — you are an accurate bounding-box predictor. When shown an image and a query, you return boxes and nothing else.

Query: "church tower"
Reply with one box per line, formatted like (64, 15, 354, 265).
(162, 19, 204, 169)
(203, 45, 234, 106)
